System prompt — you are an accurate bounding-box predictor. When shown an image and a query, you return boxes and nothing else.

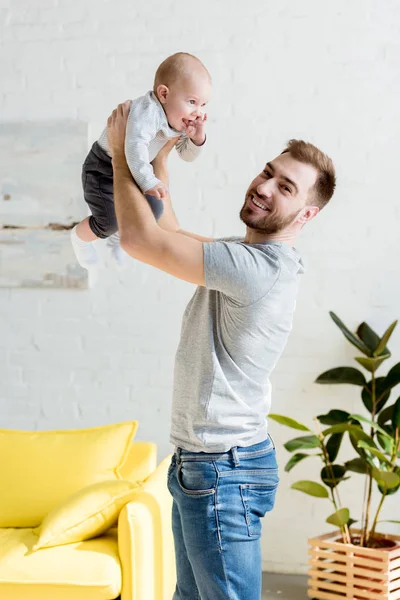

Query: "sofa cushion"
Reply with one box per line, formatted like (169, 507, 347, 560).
(119, 440, 157, 482)
(0, 527, 121, 600)
(33, 479, 141, 550)
(0, 421, 138, 527)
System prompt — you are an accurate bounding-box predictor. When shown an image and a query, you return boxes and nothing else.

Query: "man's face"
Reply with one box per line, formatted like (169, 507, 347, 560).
(240, 153, 319, 235)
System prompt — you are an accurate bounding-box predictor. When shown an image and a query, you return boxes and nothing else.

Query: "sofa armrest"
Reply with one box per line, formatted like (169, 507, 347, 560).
(118, 455, 176, 600)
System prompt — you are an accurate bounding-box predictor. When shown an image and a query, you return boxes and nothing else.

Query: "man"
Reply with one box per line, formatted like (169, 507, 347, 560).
(107, 101, 336, 600)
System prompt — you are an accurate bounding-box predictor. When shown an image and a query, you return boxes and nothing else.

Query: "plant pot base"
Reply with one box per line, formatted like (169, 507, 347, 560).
(308, 530, 400, 599)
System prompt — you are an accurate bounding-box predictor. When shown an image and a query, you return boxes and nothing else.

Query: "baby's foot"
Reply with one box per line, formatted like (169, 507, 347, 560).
(106, 232, 128, 268)
(70, 225, 99, 270)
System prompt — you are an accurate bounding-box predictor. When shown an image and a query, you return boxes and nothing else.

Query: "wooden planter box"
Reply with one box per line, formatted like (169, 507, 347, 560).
(308, 530, 400, 599)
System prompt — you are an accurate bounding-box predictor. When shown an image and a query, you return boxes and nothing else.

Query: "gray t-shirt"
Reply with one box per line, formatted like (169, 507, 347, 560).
(170, 238, 305, 453)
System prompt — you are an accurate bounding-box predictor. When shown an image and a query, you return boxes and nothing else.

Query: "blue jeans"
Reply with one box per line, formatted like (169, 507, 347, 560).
(167, 436, 279, 600)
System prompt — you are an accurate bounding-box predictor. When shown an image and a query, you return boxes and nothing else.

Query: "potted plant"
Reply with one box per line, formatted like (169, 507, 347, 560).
(269, 312, 400, 599)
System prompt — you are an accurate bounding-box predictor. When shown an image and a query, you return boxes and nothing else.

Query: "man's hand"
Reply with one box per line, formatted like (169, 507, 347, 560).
(145, 182, 168, 200)
(182, 114, 207, 146)
(107, 100, 131, 158)
(153, 136, 180, 164)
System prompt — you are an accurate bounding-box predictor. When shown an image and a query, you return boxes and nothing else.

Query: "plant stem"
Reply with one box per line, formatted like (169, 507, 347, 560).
(314, 418, 351, 544)
(368, 491, 386, 545)
(360, 470, 369, 546)
(363, 369, 376, 546)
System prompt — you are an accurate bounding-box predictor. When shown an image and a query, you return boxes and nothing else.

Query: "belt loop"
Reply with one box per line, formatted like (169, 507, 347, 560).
(231, 446, 240, 467)
(176, 447, 182, 463)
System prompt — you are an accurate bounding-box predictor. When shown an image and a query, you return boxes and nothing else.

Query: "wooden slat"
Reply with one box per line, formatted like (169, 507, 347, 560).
(312, 542, 390, 562)
(309, 557, 387, 578)
(309, 548, 391, 571)
(307, 585, 349, 599)
(308, 568, 387, 586)
(389, 577, 400, 593)
(309, 579, 386, 599)
(309, 565, 388, 584)
(390, 568, 400, 582)
(308, 563, 386, 583)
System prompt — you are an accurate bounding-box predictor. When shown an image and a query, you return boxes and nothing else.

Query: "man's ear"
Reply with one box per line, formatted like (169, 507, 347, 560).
(156, 84, 169, 104)
(298, 205, 319, 225)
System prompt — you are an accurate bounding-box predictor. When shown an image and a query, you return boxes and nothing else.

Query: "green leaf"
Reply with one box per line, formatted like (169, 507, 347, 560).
(384, 362, 400, 392)
(322, 423, 353, 436)
(392, 397, 400, 430)
(321, 465, 347, 488)
(380, 467, 400, 495)
(330, 312, 371, 356)
(376, 432, 394, 454)
(378, 520, 400, 524)
(362, 377, 391, 414)
(345, 457, 369, 474)
(322, 423, 369, 437)
(349, 414, 393, 439)
(316, 367, 366, 386)
(284, 453, 312, 473)
(326, 507, 350, 527)
(380, 483, 400, 496)
(284, 435, 320, 452)
(357, 441, 391, 466)
(268, 414, 310, 432)
(371, 468, 400, 490)
(349, 427, 377, 463)
(374, 320, 398, 356)
(317, 410, 351, 425)
(291, 480, 329, 498)
(378, 404, 394, 427)
(326, 433, 344, 462)
(355, 355, 390, 373)
(348, 426, 377, 446)
(356, 322, 382, 354)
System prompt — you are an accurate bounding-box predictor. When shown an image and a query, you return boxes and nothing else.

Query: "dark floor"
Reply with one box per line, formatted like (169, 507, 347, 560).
(114, 572, 308, 600)
(262, 572, 308, 599)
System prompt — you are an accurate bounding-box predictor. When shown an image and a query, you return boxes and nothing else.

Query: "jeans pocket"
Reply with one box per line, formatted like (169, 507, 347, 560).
(240, 482, 278, 537)
(167, 457, 176, 483)
(177, 461, 217, 497)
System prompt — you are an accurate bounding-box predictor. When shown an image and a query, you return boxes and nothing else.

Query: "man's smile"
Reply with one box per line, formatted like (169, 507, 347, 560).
(248, 193, 270, 212)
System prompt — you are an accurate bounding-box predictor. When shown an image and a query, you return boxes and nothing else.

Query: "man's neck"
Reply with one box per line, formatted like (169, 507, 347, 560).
(244, 227, 298, 247)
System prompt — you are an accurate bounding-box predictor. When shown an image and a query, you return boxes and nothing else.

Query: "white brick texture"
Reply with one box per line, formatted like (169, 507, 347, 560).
(1, 0, 400, 573)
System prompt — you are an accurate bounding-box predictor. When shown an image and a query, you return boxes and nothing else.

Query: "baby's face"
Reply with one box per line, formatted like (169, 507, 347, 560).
(161, 75, 211, 132)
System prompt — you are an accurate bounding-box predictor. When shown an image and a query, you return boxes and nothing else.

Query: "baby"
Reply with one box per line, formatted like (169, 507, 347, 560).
(71, 52, 211, 270)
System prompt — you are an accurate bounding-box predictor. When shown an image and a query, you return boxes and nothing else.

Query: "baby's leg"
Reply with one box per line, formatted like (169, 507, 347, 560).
(76, 217, 98, 242)
(72, 143, 116, 270)
(145, 194, 164, 221)
(71, 217, 99, 270)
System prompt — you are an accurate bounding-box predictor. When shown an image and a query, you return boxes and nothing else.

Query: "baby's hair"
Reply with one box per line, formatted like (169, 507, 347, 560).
(153, 52, 211, 91)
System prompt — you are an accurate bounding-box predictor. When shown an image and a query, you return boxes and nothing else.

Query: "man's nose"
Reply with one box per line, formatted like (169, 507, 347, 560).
(257, 181, 272, 198)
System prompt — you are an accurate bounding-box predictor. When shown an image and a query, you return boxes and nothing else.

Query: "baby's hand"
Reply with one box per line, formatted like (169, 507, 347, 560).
(145, 182, 168, 200)
(182, 114, 207, 146)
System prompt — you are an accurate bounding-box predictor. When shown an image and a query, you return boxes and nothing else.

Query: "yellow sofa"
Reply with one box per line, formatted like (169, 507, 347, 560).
(0, 423, 176, 600)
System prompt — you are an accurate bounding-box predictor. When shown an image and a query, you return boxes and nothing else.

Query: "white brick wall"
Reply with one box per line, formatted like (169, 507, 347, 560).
(1, 0, 400, 573)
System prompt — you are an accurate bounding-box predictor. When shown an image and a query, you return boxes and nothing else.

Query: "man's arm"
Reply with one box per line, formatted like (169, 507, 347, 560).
(108, 102, 207, 286)
(151, 138, 216, 242)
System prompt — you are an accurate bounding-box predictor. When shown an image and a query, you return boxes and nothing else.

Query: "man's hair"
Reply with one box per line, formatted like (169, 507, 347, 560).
(153, 52, 211, 90)
(282, 139, 336, 209)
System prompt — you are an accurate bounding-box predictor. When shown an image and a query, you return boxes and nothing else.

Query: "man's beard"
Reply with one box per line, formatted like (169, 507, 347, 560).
(239, 194, 301, 235)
